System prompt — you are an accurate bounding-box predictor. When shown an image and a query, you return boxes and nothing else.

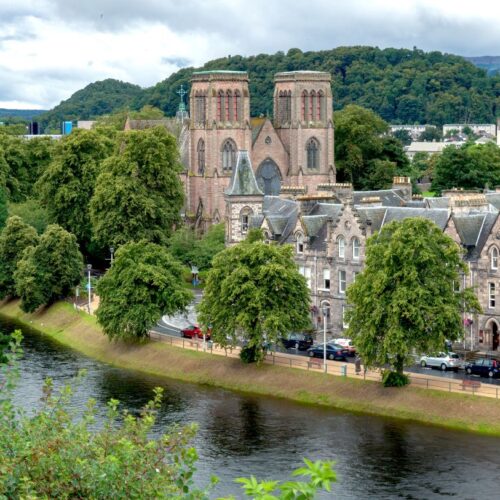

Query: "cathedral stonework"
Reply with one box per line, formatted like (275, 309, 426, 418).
(184, 70, 335, 229)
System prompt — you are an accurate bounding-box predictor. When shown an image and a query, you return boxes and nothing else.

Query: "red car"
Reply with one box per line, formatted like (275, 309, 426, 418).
(181, 324, 211, 340)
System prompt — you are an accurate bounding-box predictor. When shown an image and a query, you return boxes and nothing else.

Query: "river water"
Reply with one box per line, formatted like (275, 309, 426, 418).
(3, 316, 500, 499)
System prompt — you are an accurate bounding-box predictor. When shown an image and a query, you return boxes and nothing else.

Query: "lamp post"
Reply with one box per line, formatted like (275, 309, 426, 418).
(109, 246, 114, 265)
(322, 305, 328, 373)
(87, 264, 92, 314)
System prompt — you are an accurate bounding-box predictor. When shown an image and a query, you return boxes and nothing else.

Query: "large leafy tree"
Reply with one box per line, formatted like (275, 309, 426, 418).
(0, 216, 39, 299)
(96, 241, 192, 340)
(198, 236, 311, 363)
(14, 224, 83, 313)
(90, 127, 184, 248)
(36, 129, 112, 252)
(346, 218, 480, 383)
(335, 105, 409, 190)
(432, 142, 500, 195)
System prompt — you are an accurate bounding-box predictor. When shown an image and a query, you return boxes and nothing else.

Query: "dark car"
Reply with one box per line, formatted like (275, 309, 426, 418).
(281, 332, 314, 350)
(307, 344, 348, 361)
(465, 358, 500, 378)
(181, 324, 211, 340)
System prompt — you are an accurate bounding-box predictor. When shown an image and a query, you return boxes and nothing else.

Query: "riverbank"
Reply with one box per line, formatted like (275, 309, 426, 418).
(2, 299, 500, 436)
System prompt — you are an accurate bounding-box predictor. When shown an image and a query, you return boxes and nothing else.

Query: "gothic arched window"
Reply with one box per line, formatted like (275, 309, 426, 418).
(310, 90, 317, 121)
(221, 139, 237, 173)
(301, 90, 308, 121)
(234, 90, 241, 121)
(286, 91, 292, 122)
(226, 90, 233, 121)
(217, 90, 225, 121)
(240, 206, 253, 234)
(195, 91, 206, 124)
(197, 139, 205, 175)
(306, 138, 319, 169)
(492, 247, 499, 270)
(318, 90, 325, 121)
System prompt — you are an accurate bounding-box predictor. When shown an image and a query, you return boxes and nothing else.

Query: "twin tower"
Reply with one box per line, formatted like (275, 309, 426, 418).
(184, 70, 335, 227)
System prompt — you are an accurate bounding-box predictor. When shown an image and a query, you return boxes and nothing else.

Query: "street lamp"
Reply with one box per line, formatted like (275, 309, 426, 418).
(109, 246, 114, 265)
(322, 305, 329, 373)
(87, 264, 92, 314)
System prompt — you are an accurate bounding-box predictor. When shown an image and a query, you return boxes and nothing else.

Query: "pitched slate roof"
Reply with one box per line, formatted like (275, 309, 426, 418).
(225, 151, 263, 196)
(425, 197, 450, 209)
(382, 207, 450, 230)
(453, 212, 498, 260)
(485, 193, 500, 211)
(353, 189, 405, 207)
(250, 117, 266, 145)
(355, 207, 388, 231)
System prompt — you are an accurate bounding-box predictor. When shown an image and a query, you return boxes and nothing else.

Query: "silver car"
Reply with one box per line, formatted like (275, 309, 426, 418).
(420, 352, 463, 371)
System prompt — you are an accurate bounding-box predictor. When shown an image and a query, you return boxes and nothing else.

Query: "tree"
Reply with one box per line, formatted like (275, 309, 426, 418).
(0, 185, 7, 230)
(431, 142, 500, 194)
(36, 129, 112, 252)
(197, 239, 311, 363)
(8, 198, 49, 234)
(345, 218, 480, 385)
(90, 127, 184, 248)
(14, 224, 83, 313)
(0, 216, 39, 299)
(418, 126, 442, 142)
(391, 129, 412, 146)
(0, 332, 336, 498)
(96, 241, 192, 340)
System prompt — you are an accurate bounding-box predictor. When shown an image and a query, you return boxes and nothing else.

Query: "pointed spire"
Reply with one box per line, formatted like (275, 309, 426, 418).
(225, 150, 264, 196)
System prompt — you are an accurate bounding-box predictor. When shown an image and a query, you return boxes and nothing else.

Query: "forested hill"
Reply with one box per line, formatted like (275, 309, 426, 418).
(37, 79, 143, 131)
(0, 109, 46, 120)
(466, 56, 500, 76)
(39, 47, 500, 129)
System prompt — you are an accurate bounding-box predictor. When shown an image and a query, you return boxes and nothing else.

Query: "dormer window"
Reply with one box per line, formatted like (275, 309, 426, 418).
(296, 232, 304, 254)
(492, 247, 498, 270)
(337, 236, 345, 259)
(352, 238, 360, 260)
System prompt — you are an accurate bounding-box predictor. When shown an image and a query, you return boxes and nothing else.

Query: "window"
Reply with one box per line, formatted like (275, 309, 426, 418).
(194, 92, 206, 124)
(490, 282, 496, 308)
(197, 139, 205, 175)
(318, 90, 325, 121)
(299, 266, 312, 289)
(240, 207, 253, 234)
(352, 238, 360, 260)
(323, 269, 331, 290)
(301, 90, 308, 120)
(217, 90, 225, 121)
(296, 233, 304, 254)
(234, 90, 241, 121)
(338, 236, 345, 259)
(339, 270, 346, 294)
(310, 90, 317, 120)
(226, 90, 232, 121)
(221, 139, 237, 172)
(306, 138, 319, 169)
(492, 247, 498, 270)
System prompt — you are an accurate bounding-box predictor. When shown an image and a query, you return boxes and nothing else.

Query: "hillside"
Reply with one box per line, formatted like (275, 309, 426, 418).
(39, 47, 500, 128)
(466, 56, 500, 76)
(37, 79, 143, 131)
(0, 109, 47, 121)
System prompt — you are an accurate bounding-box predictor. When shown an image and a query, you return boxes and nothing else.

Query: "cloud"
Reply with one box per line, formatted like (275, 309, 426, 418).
(1, 0, 500, 108)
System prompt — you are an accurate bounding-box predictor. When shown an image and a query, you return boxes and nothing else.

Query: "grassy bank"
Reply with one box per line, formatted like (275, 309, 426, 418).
(2, 299, 500, 436)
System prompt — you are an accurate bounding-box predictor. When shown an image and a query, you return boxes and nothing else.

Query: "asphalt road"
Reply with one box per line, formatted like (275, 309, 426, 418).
(152, 319, 500, 386)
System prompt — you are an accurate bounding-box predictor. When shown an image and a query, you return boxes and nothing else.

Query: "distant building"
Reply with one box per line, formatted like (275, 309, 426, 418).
(77, 120, 95, 130)
(389, 125, 427, 140)
(443, 123, 497, 138)
(405, 141, 463, 159)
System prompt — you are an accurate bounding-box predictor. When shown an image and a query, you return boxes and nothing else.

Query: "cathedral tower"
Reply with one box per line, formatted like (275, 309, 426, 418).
(188, 71, 252, 227)
(273, 71, 335, 192)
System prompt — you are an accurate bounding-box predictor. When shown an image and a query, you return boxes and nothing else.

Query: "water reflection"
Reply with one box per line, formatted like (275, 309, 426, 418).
(4, 315, 500, 499)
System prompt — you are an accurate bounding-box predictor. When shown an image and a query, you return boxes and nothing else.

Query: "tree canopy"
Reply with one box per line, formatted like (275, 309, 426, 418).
(346, 218, 480, 383)
(96, 241, 193, 340)
(36, 129, 112, 252)
(90, 127, 184, 248)
(198, 238, 311, 362)
(0, 216, 39, 299)
(14, 224, 83, 313)
(431, 142, 500, 195)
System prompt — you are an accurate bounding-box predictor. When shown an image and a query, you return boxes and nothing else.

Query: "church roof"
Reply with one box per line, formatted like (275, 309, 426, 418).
(250, 117, 266, 145)
(225, 151, 263, 196)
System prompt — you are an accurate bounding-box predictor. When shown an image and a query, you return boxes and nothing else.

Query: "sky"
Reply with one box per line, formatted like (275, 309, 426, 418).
(1, 0, 500, 110)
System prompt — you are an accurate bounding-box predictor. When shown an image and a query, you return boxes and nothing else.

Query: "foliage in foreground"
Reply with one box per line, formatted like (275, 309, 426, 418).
(96, 241, 193, 340)
(198, 236, 311, 363)
(346, 218, 481, 381)
(0, 332, 336, 499)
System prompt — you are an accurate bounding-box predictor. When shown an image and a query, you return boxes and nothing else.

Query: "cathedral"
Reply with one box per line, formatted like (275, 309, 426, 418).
(183, 70, 335, 227)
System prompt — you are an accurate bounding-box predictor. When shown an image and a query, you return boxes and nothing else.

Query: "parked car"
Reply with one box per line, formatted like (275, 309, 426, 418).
(420, 352, 463, 371)
(465, 358, 500, 378)
(281, 332, 314, 350)
(181, 324, 211, 340)
(307, 344, 348, 361)
(333, 338, 356, 356)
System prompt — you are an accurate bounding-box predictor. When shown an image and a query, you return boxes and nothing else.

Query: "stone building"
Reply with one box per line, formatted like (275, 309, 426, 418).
(225, 151, 500, 353)
(184, 70, 335, 229)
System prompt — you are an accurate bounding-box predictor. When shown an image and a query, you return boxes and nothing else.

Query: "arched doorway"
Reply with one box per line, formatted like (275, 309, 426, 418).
(256, 159, 282, 195)
(493, 322, 499, 351)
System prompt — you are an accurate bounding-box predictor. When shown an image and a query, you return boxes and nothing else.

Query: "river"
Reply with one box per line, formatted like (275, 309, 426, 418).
(3, 316, 500, 499)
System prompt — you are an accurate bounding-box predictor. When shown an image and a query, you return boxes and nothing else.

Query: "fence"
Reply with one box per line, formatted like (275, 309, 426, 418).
(149, 330, 500, 399)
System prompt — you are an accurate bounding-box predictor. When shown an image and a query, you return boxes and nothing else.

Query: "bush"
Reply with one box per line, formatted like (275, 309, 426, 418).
(382, 370, 410, 387)
(240, 345, 258, 364)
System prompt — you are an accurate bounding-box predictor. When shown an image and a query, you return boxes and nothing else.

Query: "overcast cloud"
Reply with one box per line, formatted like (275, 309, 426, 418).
(1, 0, 499, 109)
